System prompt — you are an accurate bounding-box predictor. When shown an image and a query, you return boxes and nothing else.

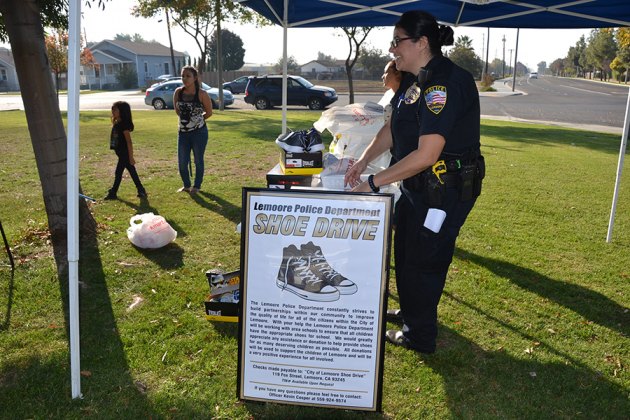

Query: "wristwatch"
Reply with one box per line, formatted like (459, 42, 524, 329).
(368, 174, 380, 193)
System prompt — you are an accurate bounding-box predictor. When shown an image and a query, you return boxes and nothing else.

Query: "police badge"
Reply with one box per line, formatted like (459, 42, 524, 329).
(403, 83, 422, 104)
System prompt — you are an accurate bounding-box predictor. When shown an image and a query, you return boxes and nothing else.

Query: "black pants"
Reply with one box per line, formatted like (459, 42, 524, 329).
(110, 150, 145, 195)
(394, 188, 476, 352)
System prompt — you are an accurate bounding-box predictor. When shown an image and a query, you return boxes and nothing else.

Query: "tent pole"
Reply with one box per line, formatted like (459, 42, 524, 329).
(68, 0, 82, 398)
(282, 0, 288, 134)
(606, 87, 630, 242)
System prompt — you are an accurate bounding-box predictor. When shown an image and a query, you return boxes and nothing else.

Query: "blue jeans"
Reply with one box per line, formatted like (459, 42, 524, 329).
(178, 125, 208, 189)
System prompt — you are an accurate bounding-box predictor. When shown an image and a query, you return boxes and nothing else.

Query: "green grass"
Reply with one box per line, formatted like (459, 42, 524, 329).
(0, 109, 628, 419)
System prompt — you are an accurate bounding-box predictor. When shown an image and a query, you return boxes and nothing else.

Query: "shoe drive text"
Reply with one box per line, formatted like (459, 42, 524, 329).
(253, 213, 380, 240)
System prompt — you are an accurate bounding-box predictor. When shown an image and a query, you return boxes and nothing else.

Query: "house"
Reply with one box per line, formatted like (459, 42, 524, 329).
(87, 40, 188, 89)
(0, 47, 19, 92)
(299, 60, 343, 79)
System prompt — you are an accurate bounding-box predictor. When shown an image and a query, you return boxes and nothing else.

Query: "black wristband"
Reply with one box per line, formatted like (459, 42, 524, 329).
(368, 174, 380, 193)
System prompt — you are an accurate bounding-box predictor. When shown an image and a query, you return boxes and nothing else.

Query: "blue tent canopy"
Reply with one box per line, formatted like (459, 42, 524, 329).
(238, 0, 629, 244)
(238, 0, 630, 29)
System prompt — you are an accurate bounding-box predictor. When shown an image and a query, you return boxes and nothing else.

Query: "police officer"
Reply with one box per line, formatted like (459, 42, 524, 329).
(345, 10, 484, 354)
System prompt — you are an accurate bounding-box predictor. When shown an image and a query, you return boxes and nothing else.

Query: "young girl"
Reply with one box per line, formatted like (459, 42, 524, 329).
(104, 101, 147, 200)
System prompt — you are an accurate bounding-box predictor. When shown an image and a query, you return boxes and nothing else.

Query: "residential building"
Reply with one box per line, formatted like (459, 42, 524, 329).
(0, 47, 19, 92)
(87, 39, 188, 89)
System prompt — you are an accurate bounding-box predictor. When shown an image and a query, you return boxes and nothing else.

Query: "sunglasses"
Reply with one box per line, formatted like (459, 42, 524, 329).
(390, 36, 416, 49)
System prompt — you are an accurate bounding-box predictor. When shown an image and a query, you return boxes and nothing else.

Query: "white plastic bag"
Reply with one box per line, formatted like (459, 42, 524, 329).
(313, 102, 391, 171)
(126, 213, 177, 249)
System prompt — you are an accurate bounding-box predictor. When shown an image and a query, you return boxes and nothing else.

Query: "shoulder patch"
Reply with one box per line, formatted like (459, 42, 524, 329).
(424, 85, 447, 114)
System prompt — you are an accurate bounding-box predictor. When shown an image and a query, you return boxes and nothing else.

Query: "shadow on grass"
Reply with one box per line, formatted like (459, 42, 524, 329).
(0, 269, 13, 331)
(420, 302, 629, 417)
(192, 191, 241, 225)
(455, 248, 630, 336)
(0, 235, 156, 417)
(480, 123, 620, 154)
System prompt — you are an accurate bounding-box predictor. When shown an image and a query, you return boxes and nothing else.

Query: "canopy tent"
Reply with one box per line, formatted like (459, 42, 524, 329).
(237, 0, 629, 242)
(65, 0, 630, 398)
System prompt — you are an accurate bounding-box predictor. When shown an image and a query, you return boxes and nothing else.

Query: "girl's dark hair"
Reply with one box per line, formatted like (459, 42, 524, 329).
(395, 10, 454, 56)
(181, 65, 200, 92)
(112, 101, 134, 132)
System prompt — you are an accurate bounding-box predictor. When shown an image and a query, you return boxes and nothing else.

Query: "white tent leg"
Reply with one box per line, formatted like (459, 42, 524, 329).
(281, 0, 288, 134)
(68, 0, 82, 398)
(606, 86, 630, 242)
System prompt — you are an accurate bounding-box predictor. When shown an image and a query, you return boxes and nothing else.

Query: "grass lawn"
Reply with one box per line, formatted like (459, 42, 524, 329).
(0, 109, 628, 419)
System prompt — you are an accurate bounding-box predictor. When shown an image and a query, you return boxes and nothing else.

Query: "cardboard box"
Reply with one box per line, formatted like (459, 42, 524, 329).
(205, 269, 240, 322)
(205, 301, 239, 322)
(266, 163, 313, 189)
(279, 149, 323, 175)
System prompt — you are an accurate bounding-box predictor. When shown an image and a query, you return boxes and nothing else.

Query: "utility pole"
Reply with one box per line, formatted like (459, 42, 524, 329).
(484, 27, 490, 79)
(508, 48, 513, 75)
(481, 31, 485, 80)
(502, 34, 506, 79)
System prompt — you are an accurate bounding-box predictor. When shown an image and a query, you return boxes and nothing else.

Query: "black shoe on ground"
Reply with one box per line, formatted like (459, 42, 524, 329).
(276, 244, 340, 302)
(385, 329, 435, 354)
(386, 308, 403, 322)
(300, 241, 357, 295)
(137, 191, 148, 198)
(103, 192, 117, 200)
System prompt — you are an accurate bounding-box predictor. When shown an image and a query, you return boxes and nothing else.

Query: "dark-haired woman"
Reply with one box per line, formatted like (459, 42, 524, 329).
(345, 10, 484, 354)
(174, 65, 213, 194)
(105, 101, 147, 200)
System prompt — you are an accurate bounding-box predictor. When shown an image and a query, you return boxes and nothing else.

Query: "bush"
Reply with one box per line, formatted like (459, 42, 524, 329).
(116, 66, 138, 89)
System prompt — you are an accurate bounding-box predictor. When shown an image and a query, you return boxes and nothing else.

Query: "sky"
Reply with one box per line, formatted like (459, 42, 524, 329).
(3, 2, 593, 72)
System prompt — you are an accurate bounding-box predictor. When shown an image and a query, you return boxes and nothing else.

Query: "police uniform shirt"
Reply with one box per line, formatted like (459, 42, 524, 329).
(390, 55, 480, 163)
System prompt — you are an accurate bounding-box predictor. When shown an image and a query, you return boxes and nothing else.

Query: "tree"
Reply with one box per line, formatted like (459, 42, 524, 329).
(549, 58, 565, 76)
(448, 35, 483, 79)
(358, 46, 390, 79)
(586, 29, 617, 81)
(614, 28, 630, 82)
(317, 52, 336, 67)
(208, 29, 245, 71)
(45, 30, 68, 94)
(0, 0, 97, 274)
(537, 61, 547, 74)
(339, 27, 372, 104)
(114, 33, 148, 43)
(134, 0, 261, 74)
(273, 55, 300, 74)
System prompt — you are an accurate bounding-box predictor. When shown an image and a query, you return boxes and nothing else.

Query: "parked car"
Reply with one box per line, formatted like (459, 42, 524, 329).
(149, 75, 181, 88)
(244, 75, 337, 110)
(222, 76, 250, 94)
(145, 80, 234, 110)
(529, 72, 538, 79)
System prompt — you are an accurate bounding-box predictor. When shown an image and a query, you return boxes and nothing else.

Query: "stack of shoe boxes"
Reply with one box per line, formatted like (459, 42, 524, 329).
(273, 129, 324, 184)
(204, 269, 240, 322)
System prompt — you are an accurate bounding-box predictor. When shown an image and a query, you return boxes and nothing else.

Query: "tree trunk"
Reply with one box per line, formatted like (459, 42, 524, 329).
(0, 0, 96, 274)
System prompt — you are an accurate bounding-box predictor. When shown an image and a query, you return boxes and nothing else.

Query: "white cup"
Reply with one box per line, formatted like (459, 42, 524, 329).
(423, 208, 446, 233)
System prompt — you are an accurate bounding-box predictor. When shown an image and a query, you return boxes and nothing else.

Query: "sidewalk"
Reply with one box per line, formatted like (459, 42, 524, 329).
(479, 79, 523, 97)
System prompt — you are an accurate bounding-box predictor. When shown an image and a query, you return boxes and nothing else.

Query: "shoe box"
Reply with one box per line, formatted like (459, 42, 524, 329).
(279, 149, 323, 175)
(266, 163, 315, 189)
(204, 269, 240, 322)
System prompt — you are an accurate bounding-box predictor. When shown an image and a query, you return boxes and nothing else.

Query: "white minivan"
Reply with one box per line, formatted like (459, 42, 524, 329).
(529, 72, 538, 79)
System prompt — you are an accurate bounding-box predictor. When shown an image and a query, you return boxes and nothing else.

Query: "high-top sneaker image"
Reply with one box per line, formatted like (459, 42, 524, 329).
(277, 245, 340, 302)
(275, 131, 309, 153)
(300, 242, 357, 295)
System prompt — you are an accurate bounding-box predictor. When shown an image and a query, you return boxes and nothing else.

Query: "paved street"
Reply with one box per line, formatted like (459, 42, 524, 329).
(1, 77, 627, 135)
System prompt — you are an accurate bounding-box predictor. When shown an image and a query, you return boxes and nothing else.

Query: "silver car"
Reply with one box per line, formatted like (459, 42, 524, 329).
(145, 80, 234, 110)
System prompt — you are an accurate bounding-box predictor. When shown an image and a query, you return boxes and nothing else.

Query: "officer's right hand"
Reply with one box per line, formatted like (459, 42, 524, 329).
(344, 158, 368, 188)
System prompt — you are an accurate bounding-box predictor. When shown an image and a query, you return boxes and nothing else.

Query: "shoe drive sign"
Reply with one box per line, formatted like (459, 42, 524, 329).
(238, 188, 393, 412)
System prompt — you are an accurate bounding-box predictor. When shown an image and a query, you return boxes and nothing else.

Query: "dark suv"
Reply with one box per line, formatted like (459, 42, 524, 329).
(244, 75, 337, 110)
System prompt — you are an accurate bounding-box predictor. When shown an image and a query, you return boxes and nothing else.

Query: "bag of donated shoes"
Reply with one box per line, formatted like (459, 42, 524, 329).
(127, 213, 177, 249)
